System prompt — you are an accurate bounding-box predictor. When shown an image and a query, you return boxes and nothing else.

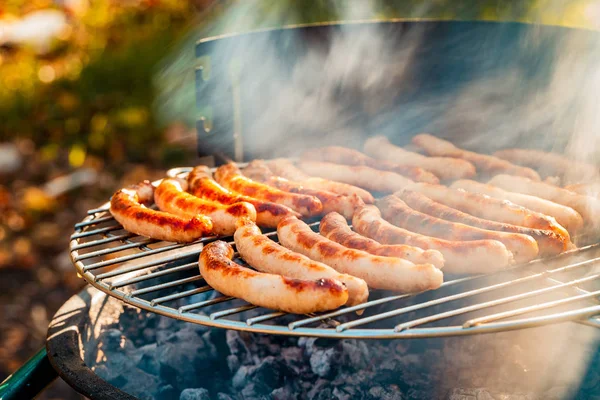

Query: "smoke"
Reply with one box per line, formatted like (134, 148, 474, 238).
(149, 1, 600, 396)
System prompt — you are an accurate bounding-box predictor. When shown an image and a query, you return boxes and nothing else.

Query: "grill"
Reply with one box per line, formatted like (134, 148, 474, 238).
(68, 165, 600, 339)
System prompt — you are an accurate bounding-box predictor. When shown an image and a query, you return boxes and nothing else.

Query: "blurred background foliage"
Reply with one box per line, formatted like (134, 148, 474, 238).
(0, 0, 598, 396)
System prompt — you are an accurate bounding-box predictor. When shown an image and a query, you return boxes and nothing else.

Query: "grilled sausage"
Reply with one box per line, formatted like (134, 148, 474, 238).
(298, 161, 414, 193)
(377, 195, 539, 263)
(565, 183, 600, 199)
(412, 133, 540, 180)
(395, 190, 571, 256)
(488, 174, 600, 228)
(404, 182, 570, 241)
(266, 158, 374, 203)
(302, 146, 440, 183)
(450, 179, 583, 233)
(199, 241, 348, 314)
(214, 163, 323, 217)
(243, 160, 363, 219)
(363, 136, 476, 180)
(277, 216, 443, 292)
(352, 205, 513, 273)
(110, 180, 213, 242)
(154, 177, 256, 236)
(319, 211, 445, 268)
(187, 166, 299, 228)
(234, 220, 368, 305)
(493, 148, 598, 183)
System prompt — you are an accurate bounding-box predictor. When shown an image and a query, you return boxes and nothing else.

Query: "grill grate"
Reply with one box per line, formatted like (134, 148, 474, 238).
(69, 166, 600, 339)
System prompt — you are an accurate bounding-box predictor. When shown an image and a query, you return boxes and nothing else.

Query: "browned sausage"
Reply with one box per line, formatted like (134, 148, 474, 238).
(404, 182, 571, 241)
(493, 148, 598, 183)
(266, 158, 375, 203)
(319, 211, 445, 268)
(199, 241, 348, 314)
(488, 174, 600, 229)
(154, 177, 256, 236)
(412, 133, 540, 180)
(243, 160, 363, 219)
(234, 220, 368, 306)
(214, 163, 323, 217)
(277, 216, 443, 292)
(110, 180, 213, 242)
(187, 166, 299, 228)
(377, 195, 539, 263)
(363, 136, 476, 180)
(450, 179, 583, 234)
(395, 190, 571, 256)
(298, 161, 414, 193)
(302, 146, 440, 183)
(352, 205, 513, 273)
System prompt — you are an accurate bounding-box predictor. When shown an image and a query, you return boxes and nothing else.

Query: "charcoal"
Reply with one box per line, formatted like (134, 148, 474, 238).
(307, 379, 331, 400)
(368, 385, 404, 400)
(119, 368, 160, 400)
(217, 393, 234, 400)
(99, 328, 126, 351)
(240, 382, 269, 400)
(226, 330, 252, 365)
(310, 347, 339, 378)
(232, 365, 252, 389)
(270, 386, 297, 400)
(135, 343, 159, 376)
(227, 354, 240, 373)
(180, 388, 211, 400)
(158, 384, 179, 400)
(340, 340, 370, 369)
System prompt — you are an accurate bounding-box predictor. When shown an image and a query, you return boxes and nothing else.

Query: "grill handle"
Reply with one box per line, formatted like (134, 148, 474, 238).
(0, 347, 57, 399)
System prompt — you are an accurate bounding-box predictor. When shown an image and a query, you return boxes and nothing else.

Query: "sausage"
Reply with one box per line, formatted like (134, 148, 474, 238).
(302, 146, 440, 183)
(412, 133, 541, 180)
(266, 158, 375, 203)
(154, 177, 256, 236)
(298, 161, 414, 193)
(234, 220, 369, 306)
(493, 148, 598, 183)
(243, 160, 364, 219)
(199, 241, 348, 314)
(352, 205, 513, 273)
(214, 163, 323, 217)
(395, 190, 572, 256)
(377, 195, 539, 263)
(110, 180, 213, 242)
(404, 182, 570, 241)
(187, 166, 299, 228)
(565, 183, 600, 199)
(277, 216, 443, 292)
(450, 179, 583, 234)
(319, 211, 445, 268)
(363, 136, 476, 180)
(488, 174, 600, 228)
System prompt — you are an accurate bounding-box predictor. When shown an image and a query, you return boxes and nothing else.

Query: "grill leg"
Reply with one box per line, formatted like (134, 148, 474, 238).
(0, 347, 57, 399)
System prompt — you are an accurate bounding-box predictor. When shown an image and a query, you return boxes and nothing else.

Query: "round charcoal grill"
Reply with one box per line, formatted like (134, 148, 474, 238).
(67, 165, 600, 339)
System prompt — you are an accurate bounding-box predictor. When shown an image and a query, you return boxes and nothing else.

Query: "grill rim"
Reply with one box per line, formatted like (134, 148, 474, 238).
(69, 165, 600, 339)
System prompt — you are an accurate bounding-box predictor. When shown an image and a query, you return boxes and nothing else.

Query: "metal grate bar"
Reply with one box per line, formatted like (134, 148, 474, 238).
(210, 305, 257, 320)
(74, 215, 115, 229)
(149, 285, 213, 306)
(74, 238, 155, 261)
(395, 273, 600, 331)
(289, 275, 479, 330)
(130, 275, 204, 296)
(95, 255, 195, 280)
(179, 296, 234, 313)
(82, 242, 183, 272)
(71, 225, 123, 239)
(87, 206, 110, 215)
(246, 312, 286, 326)
(334, 255, 600, 332)
(110, 262, 199, 289)
(463, 288, 600, 328)
(70, 232, 135, 250)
